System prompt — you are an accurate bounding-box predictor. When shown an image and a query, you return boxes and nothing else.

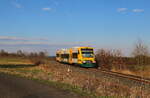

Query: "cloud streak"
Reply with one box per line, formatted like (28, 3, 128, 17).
(117, 8, 144, 14)
(42, 7, 52, 11)
(0, 41, 87, 46)
(0, 36, 48, 41)
(0, 36, 27, 41)
(0, 36, 87, 47)
(117, 8, 127, 12)
(132, 9, 144, 13)
(0, 41, 50, 45)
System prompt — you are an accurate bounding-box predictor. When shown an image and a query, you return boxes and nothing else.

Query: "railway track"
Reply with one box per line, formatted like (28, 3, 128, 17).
(83, 67, 150, 85)
(50, 59, 150, 86)
(75, 66, 150, 86)
(100, 70, 150, 84)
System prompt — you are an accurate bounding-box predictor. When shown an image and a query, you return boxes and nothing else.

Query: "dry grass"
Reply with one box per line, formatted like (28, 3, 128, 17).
(111, 65, 150, 79)
(41, 63, 150, 97)
(0, 58, 150, 97)
(111, 69, 134, 75)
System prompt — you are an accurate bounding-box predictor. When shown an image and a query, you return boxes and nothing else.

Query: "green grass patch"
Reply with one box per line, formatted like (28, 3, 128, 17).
(0, 57, 31, 64)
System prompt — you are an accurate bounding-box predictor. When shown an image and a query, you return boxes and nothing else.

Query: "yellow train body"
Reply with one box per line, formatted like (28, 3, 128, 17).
(56, 47, 96, 67)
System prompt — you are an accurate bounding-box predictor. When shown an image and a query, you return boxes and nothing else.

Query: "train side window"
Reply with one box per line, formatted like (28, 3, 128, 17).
(56, 54, 59, 57)
(64, 54, 69, 58)
(66, 54, 69, 58)
(73, 53, 78, 58)
(61, 54, 64, 58)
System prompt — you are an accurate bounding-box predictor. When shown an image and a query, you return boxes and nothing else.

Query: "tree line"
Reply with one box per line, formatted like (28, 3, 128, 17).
(96, 39, 150, 71)
(0, 50, 48, 58)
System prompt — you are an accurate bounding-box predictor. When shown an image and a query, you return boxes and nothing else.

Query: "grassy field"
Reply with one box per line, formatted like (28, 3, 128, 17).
(0, 57, 32, 65)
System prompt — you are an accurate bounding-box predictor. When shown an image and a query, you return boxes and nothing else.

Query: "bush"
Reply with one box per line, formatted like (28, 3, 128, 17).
(28, 51, 48, 66)
(96, 49, 125, 70)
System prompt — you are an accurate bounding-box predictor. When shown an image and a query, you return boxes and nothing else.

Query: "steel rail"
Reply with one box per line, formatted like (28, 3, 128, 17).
(89, 68, 150, 84)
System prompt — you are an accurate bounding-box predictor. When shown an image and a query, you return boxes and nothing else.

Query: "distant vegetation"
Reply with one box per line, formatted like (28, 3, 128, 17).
(0, 50, 48, 65)
(96, 39, 150, 77)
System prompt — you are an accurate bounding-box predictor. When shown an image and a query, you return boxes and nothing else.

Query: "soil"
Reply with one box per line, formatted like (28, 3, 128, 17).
(0, 73, 84, 98)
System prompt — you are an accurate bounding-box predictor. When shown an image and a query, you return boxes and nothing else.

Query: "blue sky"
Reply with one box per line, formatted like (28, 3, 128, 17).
(0, 0, 150, 56)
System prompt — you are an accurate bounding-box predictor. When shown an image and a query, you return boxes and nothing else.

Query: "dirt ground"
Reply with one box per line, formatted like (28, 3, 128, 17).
(0, 73, 84, 98)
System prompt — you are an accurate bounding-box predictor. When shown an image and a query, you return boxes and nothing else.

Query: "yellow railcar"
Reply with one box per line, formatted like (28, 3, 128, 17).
(56, 47, 96, 67)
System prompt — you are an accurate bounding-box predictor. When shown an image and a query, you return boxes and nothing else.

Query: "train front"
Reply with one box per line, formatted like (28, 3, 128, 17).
(79, 47, 96, 67)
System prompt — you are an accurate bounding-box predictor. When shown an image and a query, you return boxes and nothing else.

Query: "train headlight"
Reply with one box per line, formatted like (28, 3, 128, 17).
(93, 61, 96, 63)
(83, 61, 86, 63)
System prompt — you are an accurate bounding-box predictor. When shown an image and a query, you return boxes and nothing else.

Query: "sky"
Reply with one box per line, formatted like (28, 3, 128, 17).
(0, 0, 150, 56)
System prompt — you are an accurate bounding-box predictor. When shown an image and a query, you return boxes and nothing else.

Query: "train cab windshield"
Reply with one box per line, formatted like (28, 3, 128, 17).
(81, 49, 94, 58)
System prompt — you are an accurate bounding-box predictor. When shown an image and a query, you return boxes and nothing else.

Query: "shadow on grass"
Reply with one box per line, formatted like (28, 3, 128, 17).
(0, 64, 37, 68)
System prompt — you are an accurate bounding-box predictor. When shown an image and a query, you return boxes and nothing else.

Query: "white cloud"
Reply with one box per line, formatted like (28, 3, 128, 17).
(132, 9, 144, 13)
(117, 8, 127, 12)
(42, 7, 52, 11)
(117, 8, 145, 14)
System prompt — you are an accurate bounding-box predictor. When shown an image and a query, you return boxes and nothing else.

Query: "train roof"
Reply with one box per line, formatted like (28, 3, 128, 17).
(56, 46, 94, 52)
(59, 47, 93, 49)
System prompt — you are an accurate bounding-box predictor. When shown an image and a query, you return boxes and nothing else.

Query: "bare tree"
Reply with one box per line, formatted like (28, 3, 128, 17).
(132, 39, 149, 66)
(17, 50, 25, 57)
(0, 49, 8, 56)
(132, 39, 149, 57)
